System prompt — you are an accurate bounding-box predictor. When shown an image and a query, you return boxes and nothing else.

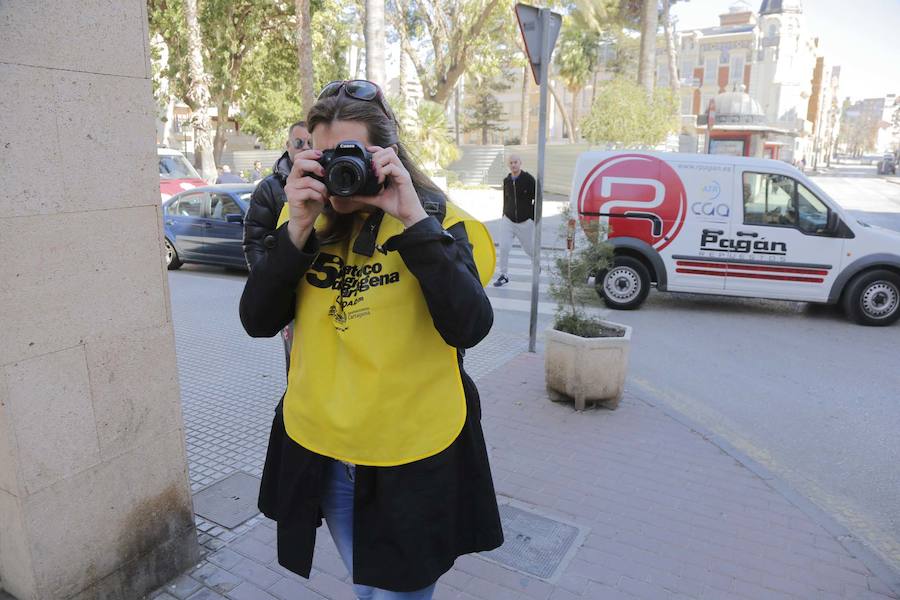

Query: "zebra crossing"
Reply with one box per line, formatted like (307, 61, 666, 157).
(484, 246, 558, 315)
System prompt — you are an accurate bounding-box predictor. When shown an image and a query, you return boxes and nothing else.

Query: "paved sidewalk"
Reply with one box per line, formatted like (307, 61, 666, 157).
(151, 341, 899, 599)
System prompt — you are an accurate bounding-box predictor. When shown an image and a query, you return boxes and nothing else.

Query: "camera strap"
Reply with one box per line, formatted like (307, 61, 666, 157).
(351, 209, 385, 257)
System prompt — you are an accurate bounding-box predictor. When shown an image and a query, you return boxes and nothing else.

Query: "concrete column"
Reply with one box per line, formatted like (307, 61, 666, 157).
(0, 2, 200, 599)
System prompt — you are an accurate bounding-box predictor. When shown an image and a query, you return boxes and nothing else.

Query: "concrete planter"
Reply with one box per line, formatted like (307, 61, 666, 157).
(545, 323, 632, 411)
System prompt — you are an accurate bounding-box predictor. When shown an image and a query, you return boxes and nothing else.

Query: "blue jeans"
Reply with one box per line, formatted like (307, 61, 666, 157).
(320, 460, 436, 600)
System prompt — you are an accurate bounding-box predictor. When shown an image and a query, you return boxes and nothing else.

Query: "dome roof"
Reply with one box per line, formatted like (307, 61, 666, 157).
(715, 91, 765, 116)
(703, 90, 768, 126)
(759, 0, 802, 14)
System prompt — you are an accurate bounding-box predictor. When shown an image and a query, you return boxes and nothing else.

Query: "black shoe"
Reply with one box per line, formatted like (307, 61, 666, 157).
(493, 274, 509, 287)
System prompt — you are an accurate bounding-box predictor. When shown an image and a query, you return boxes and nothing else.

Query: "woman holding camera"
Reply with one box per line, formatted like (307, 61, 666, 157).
(239, 80, 502, 600)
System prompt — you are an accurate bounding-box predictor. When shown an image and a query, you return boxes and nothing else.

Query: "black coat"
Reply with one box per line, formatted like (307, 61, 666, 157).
(239, 202, 504, 592)
(502, 170, 536, 223)
(242, 152, 292, 269)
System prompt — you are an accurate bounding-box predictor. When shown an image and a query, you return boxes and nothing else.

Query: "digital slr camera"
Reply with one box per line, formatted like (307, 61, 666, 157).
(312, 140, 383, 197)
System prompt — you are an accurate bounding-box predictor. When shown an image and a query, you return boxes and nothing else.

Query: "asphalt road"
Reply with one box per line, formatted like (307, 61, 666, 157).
(490, 163, 900, 576)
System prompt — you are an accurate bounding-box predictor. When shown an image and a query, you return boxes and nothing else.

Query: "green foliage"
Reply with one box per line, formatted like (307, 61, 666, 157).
(148, 0, 356, 150)
(463, 77, 510, 144)
(548, 207, 617, 337)
(237, 1, 355, 147)
(387, 0, 518, 105)
(580, 77, 676, 147)
(571, 0, 621, 31)
(557, 24, 601, 94)
(407, 101, 460, 172)
(603, 29, 640, 78)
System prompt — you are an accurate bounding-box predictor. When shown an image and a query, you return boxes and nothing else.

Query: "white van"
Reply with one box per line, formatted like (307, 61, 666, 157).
(570, 152, 900, 326)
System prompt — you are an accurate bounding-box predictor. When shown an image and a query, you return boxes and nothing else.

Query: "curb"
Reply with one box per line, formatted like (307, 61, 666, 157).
(632, 387, 900, 598)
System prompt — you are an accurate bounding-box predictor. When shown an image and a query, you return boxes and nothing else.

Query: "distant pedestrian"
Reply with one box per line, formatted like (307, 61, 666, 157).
(250, 160, 264, 183)
(493, 154, 536, 287)
(216, 164, 245, 184)
(242, 120, 311, 269)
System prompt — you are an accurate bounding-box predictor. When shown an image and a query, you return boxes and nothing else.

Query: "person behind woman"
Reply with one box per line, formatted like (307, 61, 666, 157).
(239, 80, 502, 600)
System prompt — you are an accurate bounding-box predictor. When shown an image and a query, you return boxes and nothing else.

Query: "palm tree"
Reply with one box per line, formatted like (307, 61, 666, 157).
(183, 0, 216, 182)
(294, 0, 315, 116)
(662, 0, 679, 96)
(411, 101, 460, 172)
(637, 0, 658, 96)
(557, 25, 600, 142)
(365, 0, 386, 86)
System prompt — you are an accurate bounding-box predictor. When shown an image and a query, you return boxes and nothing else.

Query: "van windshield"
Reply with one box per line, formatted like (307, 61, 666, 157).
(159, 154, 201, 180)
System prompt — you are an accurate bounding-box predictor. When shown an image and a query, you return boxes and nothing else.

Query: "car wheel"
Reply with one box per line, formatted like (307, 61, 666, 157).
(596, 256, 651, 310)
(842, 269, 900, 326)
(165, 238, 182, 270)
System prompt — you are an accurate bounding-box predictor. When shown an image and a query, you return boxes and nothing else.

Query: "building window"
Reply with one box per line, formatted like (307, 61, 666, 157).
(703, 56, 717, 85)
(681, 95, 693, 115)
(680, 57, 693, 82)
(730, 55, 745, 85)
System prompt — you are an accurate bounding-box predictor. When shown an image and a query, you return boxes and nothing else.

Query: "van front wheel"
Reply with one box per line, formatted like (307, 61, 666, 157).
(596, 256, 650, 310)
(842, 270, 900, 326)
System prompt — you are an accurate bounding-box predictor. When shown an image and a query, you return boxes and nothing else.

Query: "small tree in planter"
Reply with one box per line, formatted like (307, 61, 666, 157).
(545, 208, 633, 410)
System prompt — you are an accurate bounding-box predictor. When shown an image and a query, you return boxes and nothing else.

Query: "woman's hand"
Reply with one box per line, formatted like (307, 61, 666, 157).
(363, 146, 428, 228)
(284, 149, 329, 249)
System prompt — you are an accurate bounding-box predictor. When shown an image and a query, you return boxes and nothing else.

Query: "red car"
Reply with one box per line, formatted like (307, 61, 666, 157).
(158, 147, 207, 202)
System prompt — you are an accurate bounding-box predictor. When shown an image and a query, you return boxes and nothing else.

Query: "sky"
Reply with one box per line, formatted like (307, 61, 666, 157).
(670, 0, 900, 102)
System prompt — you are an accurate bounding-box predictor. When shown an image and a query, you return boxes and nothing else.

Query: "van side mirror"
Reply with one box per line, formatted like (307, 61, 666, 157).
(226, 213, 244, 224)
(826, 211, 839, 234)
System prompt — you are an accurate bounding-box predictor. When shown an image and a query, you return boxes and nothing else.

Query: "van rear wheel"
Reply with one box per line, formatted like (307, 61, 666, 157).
(842, 270, 900, 326)
(596, 256, 650, 310)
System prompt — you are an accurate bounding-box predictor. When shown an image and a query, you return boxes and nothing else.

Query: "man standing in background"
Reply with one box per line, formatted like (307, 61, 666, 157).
(249, 160, 264, 183)
(494, 154, 536, 287)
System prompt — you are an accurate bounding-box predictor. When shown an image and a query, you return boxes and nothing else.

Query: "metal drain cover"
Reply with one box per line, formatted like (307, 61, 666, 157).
(481, 503, 583, 581)
(193, 472, 261, 529)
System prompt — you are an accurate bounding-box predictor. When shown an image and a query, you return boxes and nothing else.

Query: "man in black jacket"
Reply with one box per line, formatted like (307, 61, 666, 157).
(493, 154, 536, 287)
(242, 120, 310, 269)
(243, 120, 310, 370)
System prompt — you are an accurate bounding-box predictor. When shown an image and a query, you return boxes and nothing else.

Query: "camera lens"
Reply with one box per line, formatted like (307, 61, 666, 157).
(327, 157, 365, 196)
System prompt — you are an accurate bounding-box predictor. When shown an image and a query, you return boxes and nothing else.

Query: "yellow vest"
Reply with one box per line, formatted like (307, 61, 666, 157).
(276, 201, 495, 466)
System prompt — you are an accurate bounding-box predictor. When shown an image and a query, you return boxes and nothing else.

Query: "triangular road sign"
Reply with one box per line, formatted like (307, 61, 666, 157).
(515, 3, 563, 85)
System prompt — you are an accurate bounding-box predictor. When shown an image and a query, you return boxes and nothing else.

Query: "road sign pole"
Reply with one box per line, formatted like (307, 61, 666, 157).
(528, 7, 551, 353)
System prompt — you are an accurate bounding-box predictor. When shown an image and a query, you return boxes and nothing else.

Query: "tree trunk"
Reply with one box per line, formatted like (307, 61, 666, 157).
(638, 0, 658, 97)
(521, 65, 531, 144)
(162, 95, 176, 147)
(399, 49, 408, 125)
(213, 99, 228, 167)
(454, 82, 461, 146)
(482, 126, 487, 145)
(571, 87, 579, 142)
(549, 81, 576, 144)
(663, 0, 679, 97)
(183, 0, 216, 182)
(365, 0, 386, 86)
(294, 0, 315, 117)
(591, 68, 599, 106)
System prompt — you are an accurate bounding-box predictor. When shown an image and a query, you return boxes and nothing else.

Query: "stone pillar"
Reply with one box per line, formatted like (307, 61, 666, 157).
(0, 2, 200, 599)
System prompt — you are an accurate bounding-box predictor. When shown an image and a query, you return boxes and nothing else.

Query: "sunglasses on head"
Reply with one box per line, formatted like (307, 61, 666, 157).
(317, 79, 393, 120)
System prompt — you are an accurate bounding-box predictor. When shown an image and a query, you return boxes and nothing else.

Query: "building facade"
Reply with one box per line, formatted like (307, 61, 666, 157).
(676, 0, 833, 163)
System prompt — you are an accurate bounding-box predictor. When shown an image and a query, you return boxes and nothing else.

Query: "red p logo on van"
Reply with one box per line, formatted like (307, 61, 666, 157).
(577, 154, 687, 251)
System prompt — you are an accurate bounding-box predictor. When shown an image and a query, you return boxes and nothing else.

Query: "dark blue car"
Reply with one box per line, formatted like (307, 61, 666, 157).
(163, 184, 255, 270)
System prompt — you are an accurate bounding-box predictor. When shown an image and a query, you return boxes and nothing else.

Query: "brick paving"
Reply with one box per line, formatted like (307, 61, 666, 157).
(152, 271, 900, 600)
